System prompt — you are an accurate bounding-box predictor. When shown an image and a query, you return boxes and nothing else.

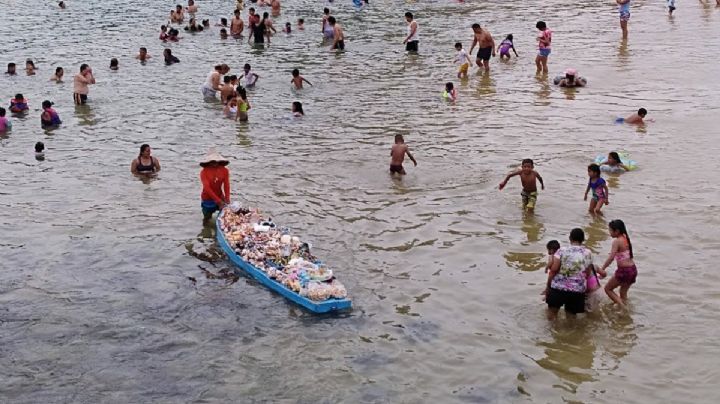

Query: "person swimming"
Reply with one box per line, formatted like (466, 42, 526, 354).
(554, 68, 587, 87)
(616, 108, 648, 125)
(35, 141, 45, 160)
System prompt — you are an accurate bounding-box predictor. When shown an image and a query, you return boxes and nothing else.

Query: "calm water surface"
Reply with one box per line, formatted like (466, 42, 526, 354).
(2, 0, 720, 403)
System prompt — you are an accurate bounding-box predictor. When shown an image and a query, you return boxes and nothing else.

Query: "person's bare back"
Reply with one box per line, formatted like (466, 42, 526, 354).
(389, 135, 417, 175)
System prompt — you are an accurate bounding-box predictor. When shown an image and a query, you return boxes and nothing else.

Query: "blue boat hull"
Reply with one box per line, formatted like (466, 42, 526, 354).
(215, 213, 352, 313)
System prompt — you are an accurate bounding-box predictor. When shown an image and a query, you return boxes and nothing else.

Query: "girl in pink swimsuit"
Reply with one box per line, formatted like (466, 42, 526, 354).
(598, 219, 637, 307)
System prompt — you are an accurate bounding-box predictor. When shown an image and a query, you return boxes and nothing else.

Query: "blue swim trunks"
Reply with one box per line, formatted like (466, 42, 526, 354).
(201, 200, 219, 215)
(538, 48, 551, 57)
(615, 117, 625, 124)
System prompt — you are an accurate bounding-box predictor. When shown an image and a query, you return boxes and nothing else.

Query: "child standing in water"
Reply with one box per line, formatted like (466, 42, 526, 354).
(224, 95, 238, 119)
(617, 0, 631, 39)
(535, 21, 551, 73)
(667, 0, 676, 15)
(291, 69, 312, 89)
(390, 134, 417, 176)
(454, 42, 472, 79)
(498, 159, 545, 213)
(497, 34, 518, 59)
(584, 164, 609, 214)
(597, 219, 637, 307)
(40, 100, 62, 128)
(236, 88, 250, 121)
(0, 107, 11, 133)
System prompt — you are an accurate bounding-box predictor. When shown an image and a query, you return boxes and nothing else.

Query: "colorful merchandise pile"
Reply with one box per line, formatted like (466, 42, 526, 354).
(219, 206, 348, 301)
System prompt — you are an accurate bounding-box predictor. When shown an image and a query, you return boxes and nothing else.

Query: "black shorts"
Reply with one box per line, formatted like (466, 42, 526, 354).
(73, 93, 88, 105)
(406, 40, 418, 52)
(334, 40, 345, 50)
(546, 287, 585, 314)
(389, 164, 404, 174)
(476, 47, 492, 61)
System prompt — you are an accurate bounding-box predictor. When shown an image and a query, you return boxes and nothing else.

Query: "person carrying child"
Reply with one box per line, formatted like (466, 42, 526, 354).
(498, 159, 545, 213)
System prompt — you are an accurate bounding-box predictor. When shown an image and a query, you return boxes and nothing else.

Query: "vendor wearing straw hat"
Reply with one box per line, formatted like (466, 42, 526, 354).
(200, 148, 231, 224)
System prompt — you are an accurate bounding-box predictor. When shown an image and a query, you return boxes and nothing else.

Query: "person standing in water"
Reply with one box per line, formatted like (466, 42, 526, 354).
(201, 64, 230, 98)
(469, 23, 495, 72)
(403, 12, 419, 53)
(199, 149, 231, 225)
(130, 144, 161, 175)
(50, 67, 64, 82)
(230, 9, 244, 38)
(597, 219, 637, 308)
(389, 134, 417, 176)
(322, 8, 334, 39)
(535, 21, 552, 74)
(73, 64, 96, 105)
(498, 159, 545, 213)
(545, 228, 593, 320)
(617, 0, 631, 39)
(329, 17, 345, 51)
(271, 0, 281, 17)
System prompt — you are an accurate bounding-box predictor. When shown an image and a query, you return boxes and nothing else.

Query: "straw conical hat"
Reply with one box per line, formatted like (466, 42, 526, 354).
(199, 148, 229, 166)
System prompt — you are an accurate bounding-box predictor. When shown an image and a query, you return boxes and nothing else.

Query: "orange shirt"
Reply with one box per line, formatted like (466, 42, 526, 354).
(200, 166, 230, 204)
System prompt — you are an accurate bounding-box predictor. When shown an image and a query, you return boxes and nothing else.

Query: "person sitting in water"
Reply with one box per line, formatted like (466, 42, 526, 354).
(291, 101, 304, 117)
(40, 100, 62, 128)
(9, 94, 29, 113)
(131, 144, 161, 175)
(617, 108, 648, 125)
(26, 59, 37, 76)
(35, 141, 45, 160)
(555, 68, 586, 87)
(163, 49, 180, 65)
(136, 47, 151, 62)
(50, 67, 64, 82)
(6, 63, 17, 76)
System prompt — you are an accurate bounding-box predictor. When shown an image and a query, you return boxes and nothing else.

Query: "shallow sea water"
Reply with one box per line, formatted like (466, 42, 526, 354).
(2, 0, 720, 403)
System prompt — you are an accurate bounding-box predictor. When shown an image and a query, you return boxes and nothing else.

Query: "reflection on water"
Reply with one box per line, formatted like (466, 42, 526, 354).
(536, 320, 597, 393)
(534, 73, 551, 106)
(583, 215, 609, 253)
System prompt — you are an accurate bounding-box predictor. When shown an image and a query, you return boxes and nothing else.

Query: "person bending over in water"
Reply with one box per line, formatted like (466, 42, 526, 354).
(617, 108, 647, 125)
(498, 158, 545, 213)
(291, 69, 312, 89)
(584, 164, 608, 214)
(389, 134, 417, 176)
(497, 34, 518, 60)
(131, 144, 161, 175)
(597, 219, 637, 308)
(199, 149, 231, 225)
(50, 67, 64, 82)
(556, 68, 586, 87)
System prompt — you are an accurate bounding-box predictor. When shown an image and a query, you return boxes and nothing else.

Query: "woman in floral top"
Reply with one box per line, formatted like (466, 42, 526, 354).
(545, 228, 593, 320)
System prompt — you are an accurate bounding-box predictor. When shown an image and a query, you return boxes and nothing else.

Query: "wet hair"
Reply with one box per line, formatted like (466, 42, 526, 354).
(35, 141, 45, 153)
(0, 107, 6, 117)
(609, 219, 633, 258)
(445, 82, 454, 91)
(608, 152, 621, 164)
(471, 23, 480, 29)
(229, 75, 237, 81)
(80, 63, 89, 72)
(324, 8, 330, 14)
(176, 4, 182, 10)
(223, 75, 232, 83)
(14, 93, 24, 100)
(638, 108, 647, 117)
(546, 240, 560, 253)
(249, 7, 255, 13)
(263, 12, 269, 19)
(215, 64, 223, 71)
(226, 94, 234, 103)
(588, 163, 601, 176)
(328, 16, 336, 24)
(221, 17, 228, 25)
(394, 134, 404, 142)
(7, 63, 16, 69)
(220, 28, 227, 35)
(569, 228, 585, 243)
(238, 87, 247, 100)
(522, 158, 534, 167)
(454, 42, 462, 49)
(202, 19, 209, 27)
(244, 63, 251, 70)
(506, 34, 514, 41)
(139, 144, 150, 158)
(26, 59, 36, 68)
(139, 47, 147, 52)
(55, 66, 63, 74)
(292, 68, 300, 77)
(234, 9, 240, 15)
(161, 25, 167, 31)
(536, 21, 547, 30)
(42, 100, 53, 109)
(292, 101, 304, 115)
(405, 12, 413, 19)
(163, 48, 172, 56)
(110, 58, 119, 68)
(298, 18, 304, 24)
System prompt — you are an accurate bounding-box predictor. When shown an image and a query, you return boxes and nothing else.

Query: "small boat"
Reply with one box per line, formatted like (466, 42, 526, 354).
(215, 210, 352, 313)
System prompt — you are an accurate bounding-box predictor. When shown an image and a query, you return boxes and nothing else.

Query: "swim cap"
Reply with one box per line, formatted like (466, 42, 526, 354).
(565, 68, 577, 76)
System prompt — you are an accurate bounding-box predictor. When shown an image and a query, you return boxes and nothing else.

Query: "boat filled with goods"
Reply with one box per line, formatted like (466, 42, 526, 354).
(216, 204, 352, 313)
